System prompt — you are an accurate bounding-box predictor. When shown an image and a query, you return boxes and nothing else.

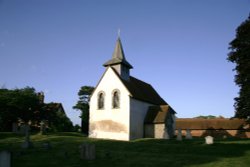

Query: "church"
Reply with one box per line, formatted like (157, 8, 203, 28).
(89, 37, 176, 141)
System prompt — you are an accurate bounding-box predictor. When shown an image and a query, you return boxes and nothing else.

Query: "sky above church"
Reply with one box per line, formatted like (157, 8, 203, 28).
(0, 0, 249, 125)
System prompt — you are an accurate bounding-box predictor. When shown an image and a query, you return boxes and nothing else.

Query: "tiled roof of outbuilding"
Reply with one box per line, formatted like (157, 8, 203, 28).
(175, 118, 246, 130)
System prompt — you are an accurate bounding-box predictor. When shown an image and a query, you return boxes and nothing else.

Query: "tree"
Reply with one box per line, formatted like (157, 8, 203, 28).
(228, 15, 250, 118)
(73, 86, 94, 134)
(0, 87, 41, 131)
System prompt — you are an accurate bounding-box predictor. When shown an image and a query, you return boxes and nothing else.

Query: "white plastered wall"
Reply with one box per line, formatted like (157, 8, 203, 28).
(89, 67, 131, 141)
(129, 98, 153, 140)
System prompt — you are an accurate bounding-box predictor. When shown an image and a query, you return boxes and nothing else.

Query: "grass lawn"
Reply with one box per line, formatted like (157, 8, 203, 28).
(0, 132, 250, 167)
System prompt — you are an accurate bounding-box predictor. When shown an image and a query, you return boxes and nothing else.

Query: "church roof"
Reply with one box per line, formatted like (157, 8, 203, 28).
(121, 75, 167, 105)
(144, 105, 175, 124)
(103, 38, 133, 69)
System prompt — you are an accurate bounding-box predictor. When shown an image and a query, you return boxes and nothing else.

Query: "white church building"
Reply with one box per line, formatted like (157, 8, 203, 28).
(89, 37, 176, 141)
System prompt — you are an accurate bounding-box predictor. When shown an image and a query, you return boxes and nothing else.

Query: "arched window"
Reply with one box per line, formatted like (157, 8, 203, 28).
(97, 92, 105, 109)
(112, 90, 120, 108)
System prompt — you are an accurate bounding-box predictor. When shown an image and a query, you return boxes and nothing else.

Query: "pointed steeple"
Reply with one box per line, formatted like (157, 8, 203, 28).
(103, 37, 133, 69)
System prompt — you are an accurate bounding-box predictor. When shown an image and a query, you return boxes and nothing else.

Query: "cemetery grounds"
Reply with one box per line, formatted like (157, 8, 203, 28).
(0, 132, 250, 167)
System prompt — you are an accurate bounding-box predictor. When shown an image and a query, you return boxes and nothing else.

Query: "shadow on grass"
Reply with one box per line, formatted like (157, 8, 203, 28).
(0, 132, 24, 139)
(45, 132, 86, 137)
(0, 133, 250, 167)
(86, 138, 250, 167)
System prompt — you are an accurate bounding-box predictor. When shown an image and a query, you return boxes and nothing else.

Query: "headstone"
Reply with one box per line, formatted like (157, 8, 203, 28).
(176, 128, 182, 141)
(12, 123, 18, 133)
(40, 121, 46, 135)
(0, 150, 11, 167)
(21, 125, 33, 149)
(185, 129, 192, 139)
(163, 128, 170, 139)
(205, 136, 214, 145)
(79, 143, 95, 160)
(19, 125, 26, 134)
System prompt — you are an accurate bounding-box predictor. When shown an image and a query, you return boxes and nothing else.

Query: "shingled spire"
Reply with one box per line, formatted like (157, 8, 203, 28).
(103, 37, 133, 80)
(103, 37, 133, 69)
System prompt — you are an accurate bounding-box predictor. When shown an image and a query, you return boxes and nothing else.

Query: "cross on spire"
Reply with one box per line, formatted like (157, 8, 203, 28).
(118, 28, 121, 38)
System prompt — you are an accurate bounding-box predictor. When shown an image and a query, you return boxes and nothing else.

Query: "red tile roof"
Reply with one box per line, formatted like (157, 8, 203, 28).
(175, 118, 246, 130)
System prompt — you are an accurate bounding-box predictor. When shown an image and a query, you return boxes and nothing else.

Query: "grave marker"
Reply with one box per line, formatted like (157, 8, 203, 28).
(79, 143, 95, 160)
(21, 125, 33, 149)
(0, 151, 11, 167)
(40, 121, 46, 135)
(12, 123, 18, 133)
(205, 136, 214, 144)
(185, 129, 192, 140)
(177, 128, 182, 141)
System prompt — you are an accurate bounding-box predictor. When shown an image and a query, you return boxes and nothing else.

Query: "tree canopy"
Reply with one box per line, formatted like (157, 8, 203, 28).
(0, 87, 41, 131)
(73, 86, 94, 134)
(0, 87, 73, 132)
(228, 15, 250, 119)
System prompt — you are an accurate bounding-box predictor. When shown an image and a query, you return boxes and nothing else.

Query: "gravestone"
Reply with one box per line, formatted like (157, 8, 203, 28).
(40, 121, 46, 135)
(163, 128, 170, 139)
(0, 150, 11, 167)
(205, 136, 214, 144)
(12, 123, 18, 133)
(79, 143, 95, 160)
(19, 125, 26, 135)
(185, 129, 192, 139)
(176, 128, 182, 141)
(21, 125, 33, 149)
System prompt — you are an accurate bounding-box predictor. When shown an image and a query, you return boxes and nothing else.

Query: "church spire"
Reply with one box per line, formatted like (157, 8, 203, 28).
(103, 37, 133, 69)
(103, 37, 133, 80)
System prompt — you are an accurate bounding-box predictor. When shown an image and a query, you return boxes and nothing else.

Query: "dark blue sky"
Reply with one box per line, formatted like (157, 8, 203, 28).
(0, 0, 249, 125)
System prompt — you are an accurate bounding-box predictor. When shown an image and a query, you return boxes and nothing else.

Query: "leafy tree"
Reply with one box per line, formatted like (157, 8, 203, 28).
(0, 87, 74, 132)
(73, 86, 94, 134)
(228, 15, 250, 119)
(0, 87, 41, 131)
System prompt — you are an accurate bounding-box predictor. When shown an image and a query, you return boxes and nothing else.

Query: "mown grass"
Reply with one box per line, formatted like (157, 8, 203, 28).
(0, 132, 250, 167)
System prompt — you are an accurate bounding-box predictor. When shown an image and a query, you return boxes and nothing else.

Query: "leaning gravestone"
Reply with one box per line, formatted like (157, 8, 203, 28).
(79, 143, 95, 160)
(205, 136, 214, 145)
(21, 125, 33, 149)
(0, 150, 11, 167)
(177, 128, 182, 141)
(185, 129, 192, 140)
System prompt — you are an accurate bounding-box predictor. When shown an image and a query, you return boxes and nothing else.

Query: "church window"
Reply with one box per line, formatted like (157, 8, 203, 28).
(112, 90, 120, 108)
(97, 92, 105, 109)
